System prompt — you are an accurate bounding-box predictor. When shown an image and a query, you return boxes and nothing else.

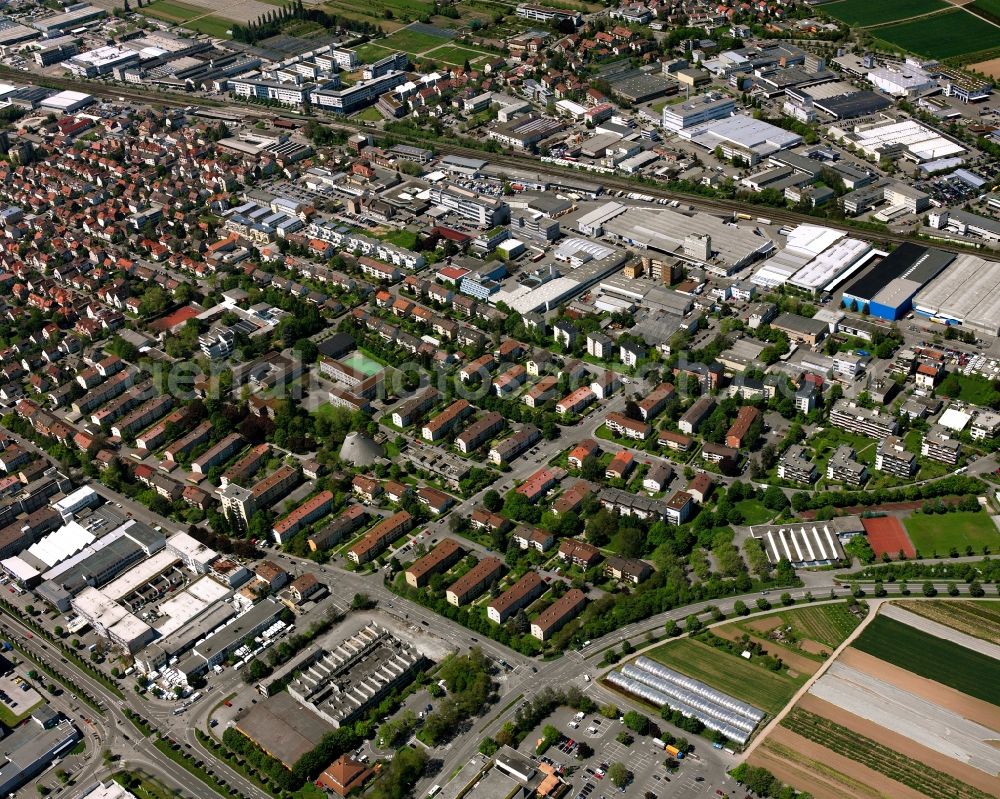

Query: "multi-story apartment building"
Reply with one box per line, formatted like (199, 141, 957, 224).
(605, 412, 651, 441)
(405, 538, 464, 588)
(348, 511, 413, 564)
(487, 571, 546, 624)
(875, 436, 917, 477)
(427, 184, 510, 228)
(778, 444, 817, 484)
(422, 399, 472, 441)
(530, 588, 586, 640)
(830, 400, 898, 439)
(446, 556, 504, 606)
(825, 445, 868, 486)
(678, 396, 716, 435)
(488, 425, 541, 465)
(219, 463, 299, 530)
(455, 412, 504, 454)
(921, 426, 961, 465)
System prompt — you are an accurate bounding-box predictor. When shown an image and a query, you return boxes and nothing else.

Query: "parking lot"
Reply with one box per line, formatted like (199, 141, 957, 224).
(519, 705, 742, 799)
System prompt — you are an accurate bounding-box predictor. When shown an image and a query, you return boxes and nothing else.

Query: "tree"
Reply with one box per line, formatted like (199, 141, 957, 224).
(923, 581, 937, 597)
(623, 711, 650, 735)
(684, 614, 702, 633)
(761, 485, 789, 512)
(600, 703, 619, 719)
(734, 600, 748, 616)
(352, 592, 375, 610)
(483, 490, 502, 512)
(608, 762, 630, 788)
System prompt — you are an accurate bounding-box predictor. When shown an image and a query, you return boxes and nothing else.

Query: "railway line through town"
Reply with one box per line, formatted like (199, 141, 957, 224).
(0, 65, 988, 259)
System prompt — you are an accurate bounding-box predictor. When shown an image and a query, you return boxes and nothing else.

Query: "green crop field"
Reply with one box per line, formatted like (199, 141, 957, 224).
(970, 0, 1000, 25)
(895, 600, 1000, 646)
(819, 0, 948, 27)
(852, 614, 1000, 705)
(874, 10, 1000, 59)
(141, 0, 202, 22)
(781, 708, 994, 799)
(768, 604, 862, 650)
(903, 510, 1000, 555)
(645, 637, 802, 714)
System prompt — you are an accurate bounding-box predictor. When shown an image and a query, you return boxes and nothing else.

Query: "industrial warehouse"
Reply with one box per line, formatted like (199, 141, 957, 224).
(751, 225, 877, 292)
(840, 243, 955, 320)
(912, 253, 1000, 337)
(607, 656, 766, 745)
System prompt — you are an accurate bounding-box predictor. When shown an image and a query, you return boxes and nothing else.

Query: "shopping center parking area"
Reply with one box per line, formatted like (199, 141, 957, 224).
(518, 705, 746, 799)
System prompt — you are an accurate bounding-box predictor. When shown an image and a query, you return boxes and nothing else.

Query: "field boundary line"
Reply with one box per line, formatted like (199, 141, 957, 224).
(740, 597, 888, 761)
(861, 7, 959, 28)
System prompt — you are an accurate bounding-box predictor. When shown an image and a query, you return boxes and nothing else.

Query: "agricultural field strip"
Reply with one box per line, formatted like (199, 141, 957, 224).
(781, 708, 996, 799)
(820, 0, 950, 27)
(896, 601, 1000, 646)
(808, 661, 1000, 774)
(852, 615, 1000, 706)
(872, 10, 1000, 60)
(881, 603, 1000, 660)
(758, 738, 893, 799)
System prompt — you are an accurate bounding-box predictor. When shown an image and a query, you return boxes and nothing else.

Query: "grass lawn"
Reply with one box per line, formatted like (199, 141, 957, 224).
(819, 0, 948, 27)
(0, 696, 42, 727)
(184, 15, 233, 37)
(735, 499, 773, 525)
(852, 614, 1000, 705)
(374, 27, 452, 55)
(382, 228, 419, 249)
(937, 372, 1000, 407)
(354, 42, 396, 63)
(808, 426, 879, 466)
(645, 637, 803, 714)
(874, 10, 1000, 59)
(355, 106, 384, 122)
(423, 44, 490, 66)
(903, 510, 1000, 555)
(140, 0, 202, 22)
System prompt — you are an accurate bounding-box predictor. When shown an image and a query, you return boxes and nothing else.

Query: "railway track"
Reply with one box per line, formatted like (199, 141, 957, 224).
(0, 65, 988, 255)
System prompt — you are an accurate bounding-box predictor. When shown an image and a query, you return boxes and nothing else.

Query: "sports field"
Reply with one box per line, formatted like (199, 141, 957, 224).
(874, 10, 1000, 59)
(341, 352, 383, 376)
(851, 614, 1000, 705)
(895, 600, 1000, 646)
(861, 516, 915, 559)
(375, 26, 452, 54)
(902, 510, 1000, 555)
(819, 0, 948, 27)
(646, 637, 803, 714)
(424, 44, 492, 66)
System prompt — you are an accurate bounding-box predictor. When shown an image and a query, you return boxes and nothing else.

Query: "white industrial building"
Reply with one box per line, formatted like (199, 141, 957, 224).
(867, 64, 935, 98)
(38, 90, 94, 113)
(786, 236, 874, 293)
(661, 94, 736, 132)
(831, 117, 965, 163)
(913, 253, 1000, 337)
(52, 486, 101, 521)
(678, 113, 802, 163)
